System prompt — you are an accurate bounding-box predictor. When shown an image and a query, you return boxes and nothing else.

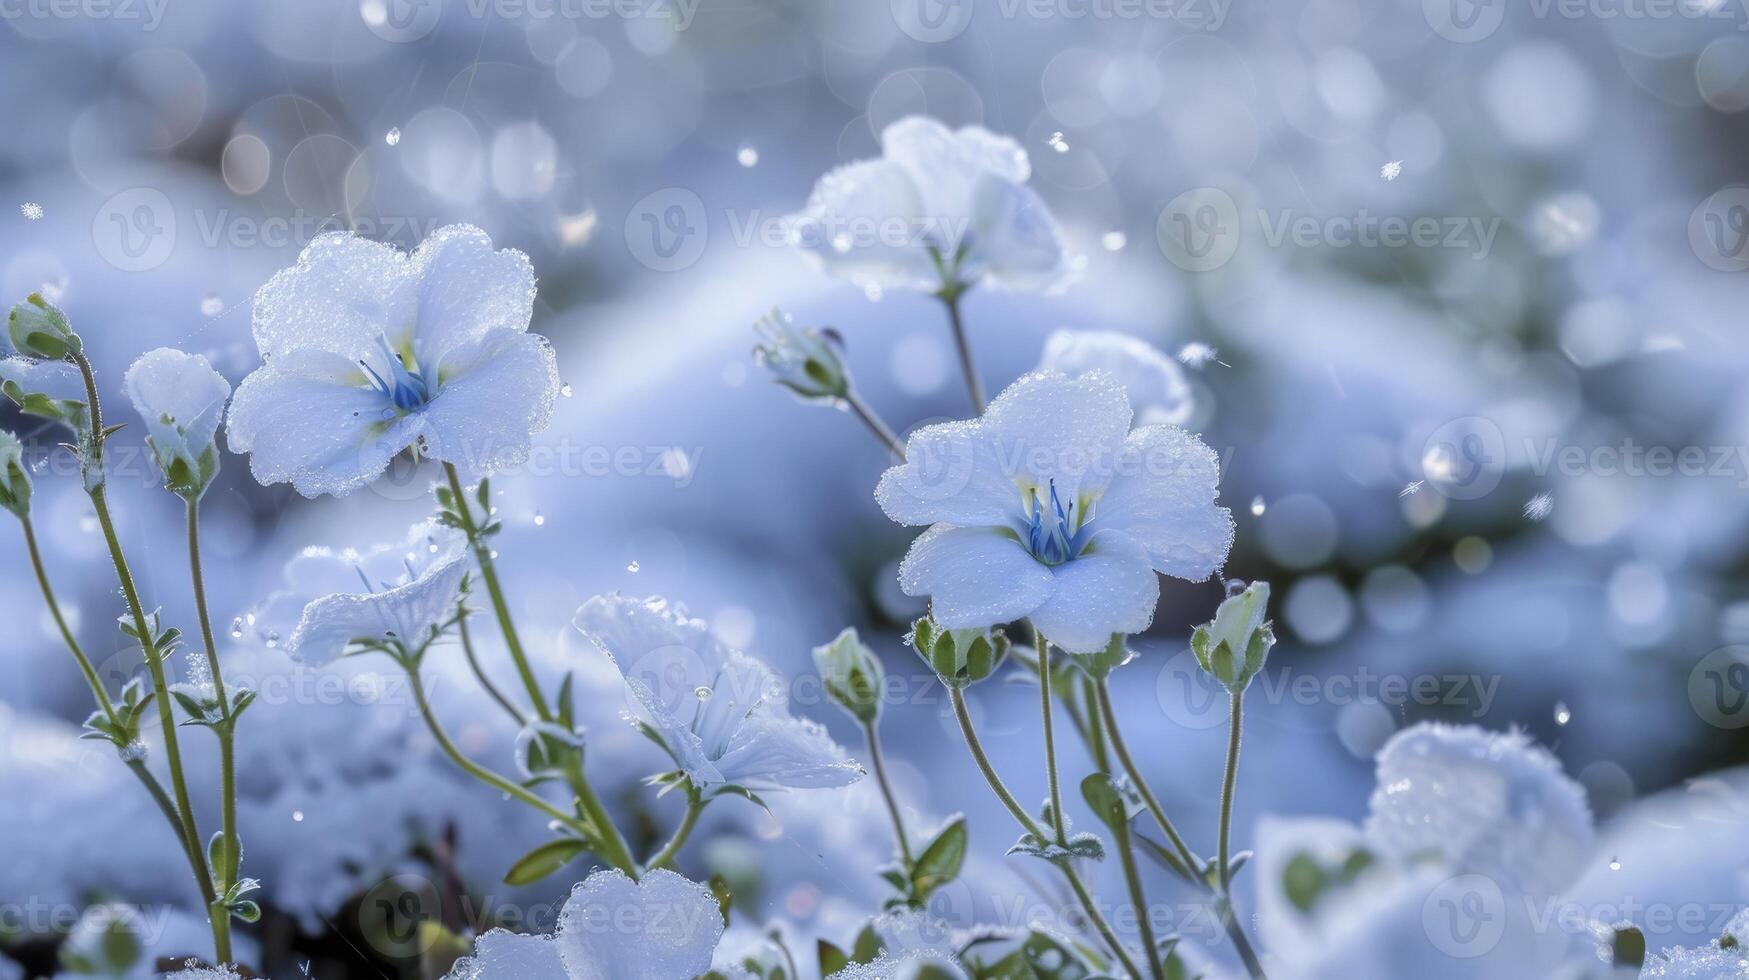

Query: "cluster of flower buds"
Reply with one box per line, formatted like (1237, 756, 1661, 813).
(908, 616, 1010, 688)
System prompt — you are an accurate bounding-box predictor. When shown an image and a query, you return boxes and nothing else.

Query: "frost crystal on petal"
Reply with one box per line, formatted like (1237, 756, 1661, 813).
(556, 868, 724, 980)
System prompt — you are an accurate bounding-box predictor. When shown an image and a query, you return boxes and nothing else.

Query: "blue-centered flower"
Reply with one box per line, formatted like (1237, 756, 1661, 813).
(248, 518, 470, 665)
(875, 371, 1234, 654)
(226, 225, 559, 498)
(574, 594, 863, 799)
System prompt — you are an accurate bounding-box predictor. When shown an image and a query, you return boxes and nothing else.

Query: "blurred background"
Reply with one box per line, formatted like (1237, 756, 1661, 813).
(3, 0, 1749, 976)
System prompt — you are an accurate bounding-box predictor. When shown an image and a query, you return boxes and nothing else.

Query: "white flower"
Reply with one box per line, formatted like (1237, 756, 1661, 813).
(1038, 330, 1193, 426)
(226, 224, 559, 498)
(1639, 946, 1749, 979)
(875, 371, 1234, 655)
(788, 116, 1071, 295)
(250, 518, 470, 665)
(447, 869, 724, 980)
(1364, 723, 1593, 898)
(123, 348, 231, 498)
(574, 594, 863, 798)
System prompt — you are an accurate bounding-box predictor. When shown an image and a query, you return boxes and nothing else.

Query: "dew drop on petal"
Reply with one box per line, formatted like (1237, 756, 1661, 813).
(1225, 578, 1247, 597)
(693, 685, 712, 701)
(561, 382, 574, 398)
(385, 127, 401, 147)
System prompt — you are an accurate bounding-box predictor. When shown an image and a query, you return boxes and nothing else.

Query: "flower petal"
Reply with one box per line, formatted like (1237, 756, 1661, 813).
(557, 869, 724, 980)
(1093, 424, 1234, 581)
(967, 177, 1070, 293)
(979, 370, 1132, 503)
(876, 418, 1020, 528)
(417, 330, 559, 475)
(288, 554, 466, 664)
(1039, 330, 1192, 427)
(0, 356, 83, 403)
(251, 232, 413, 361)
(787, 158, 940, 291)
(715, 710, 862, 792)
(897, 525, 1053, 630)
(406, 224, 537, 361)
(882, 117, 1029, 216)
(446, 928, 565, 979)
(124, 348, 231, 452)
(1027, 532, 1159, 654)
(226, 349, 421, 498)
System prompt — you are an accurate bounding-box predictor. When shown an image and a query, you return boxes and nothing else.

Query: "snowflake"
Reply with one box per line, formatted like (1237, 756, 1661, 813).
(1176, 342, 1220, 369)
(1380, 161, 1403, 181)
(20, 202, 43, 220)
(1399, 481, 1423, 497)
(1524, 492, 1554, 521)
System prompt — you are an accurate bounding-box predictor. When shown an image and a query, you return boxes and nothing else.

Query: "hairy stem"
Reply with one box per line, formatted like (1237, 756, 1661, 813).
(862, 719, 914, 868)
(949, 688, 1142, 980)
(458, 611, 525, 727)
(937, 287, 986, 414)
(186, 499, 239, 959)
(1113, 815, 1165, 980)
(1219, 692, 1242, 892)
(1033, 626, 1067, 846)
(644, 794, 705, 872)
(71, 351, 222, 962)
(439, 463, 638, 877)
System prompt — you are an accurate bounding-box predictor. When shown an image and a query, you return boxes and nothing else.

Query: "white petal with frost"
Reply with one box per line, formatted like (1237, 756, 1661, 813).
(788, 158, 939, 292)
(444, 930, 565, 980)
(1026, 531, 1159, 654)
(1040, 329, 1193, 426)
(896, 526, 1054, 629)
(123, 348, 230, 473)
(556, 869, 723, 980)
(0, 356, 83, 402)
(280, 519, 469, 664)
(1092, 424, 1234, 581)
(415, 330, 559, 474)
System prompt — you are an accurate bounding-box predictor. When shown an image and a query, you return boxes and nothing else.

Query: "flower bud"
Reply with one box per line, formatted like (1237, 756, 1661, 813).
(0, 430, 30, 519)
(812, 627, 885, 724)
(1191, 581, 1274, 695)
(123, 348, 231, 500)
(752, 308, 850, 403)
(908, 616, 1009, 688)
(7, 292, 81, 360)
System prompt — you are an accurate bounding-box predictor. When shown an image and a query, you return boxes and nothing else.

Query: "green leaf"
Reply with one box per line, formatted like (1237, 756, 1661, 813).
(1283, 853, 1325, 913)
(502, 838, 588, 886)
(208, 831, 240, 884)
(229, 900, 261, 924)
(817, 939, 849, 977)
(1132, 832, 1194, 883)
(1079, 773, 1126, 828)
(708, 874, 733, 927)
(911, 815, 967, 901)
(850, 922, 883, 964)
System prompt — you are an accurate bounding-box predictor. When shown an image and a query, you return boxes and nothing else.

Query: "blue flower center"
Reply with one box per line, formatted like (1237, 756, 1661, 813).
(1024, 480, 1094, 566)
(360, 336, 431, 411)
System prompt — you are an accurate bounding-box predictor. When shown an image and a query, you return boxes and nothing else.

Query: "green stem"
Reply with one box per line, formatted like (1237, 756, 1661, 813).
(862, 719, 914, 868)
(186, 499, 237, 965)
(1081, 676, 1111, 773)
(405, 663, 590, 833)
(70, 351, 221, 961)
(1033, 626, 1067, 846)
(17, 514, 212, 902)
(948, 688, 1142, 980)
(441, 463, 548, 720)
(843, 388, 905, 459)
(438, 463, 638, 878)
(458, 610, 525, 727)
(1218, 692, 1242, 892)
(644, 794, 705, 871)
(1113, 816, 1165, 980)
(1093, 678, 1202, 874)
(937, 287, 985, 414)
